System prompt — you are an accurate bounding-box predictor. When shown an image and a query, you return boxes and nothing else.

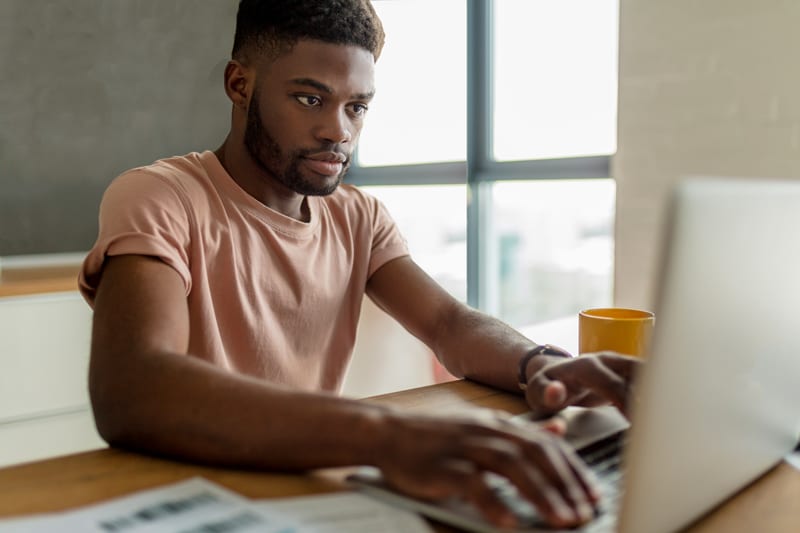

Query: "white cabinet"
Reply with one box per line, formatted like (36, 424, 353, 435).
(0, 291, 105, 467)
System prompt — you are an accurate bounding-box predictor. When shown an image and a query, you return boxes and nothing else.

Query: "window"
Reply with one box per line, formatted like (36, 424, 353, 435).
(358, 0, 466, 166)
(493, 0, 618, 161)
(361, 184, 467, 302)
(486, 179, 615, 328)
(350, 1, 619, 329)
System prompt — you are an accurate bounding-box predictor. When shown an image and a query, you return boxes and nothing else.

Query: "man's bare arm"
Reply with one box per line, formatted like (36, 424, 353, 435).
(366, 256, 640, 415)
(90, 254, 395, 469)
(89, 254, 601, 528)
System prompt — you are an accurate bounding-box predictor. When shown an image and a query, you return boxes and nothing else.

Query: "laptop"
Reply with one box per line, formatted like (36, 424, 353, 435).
(349, 177, 800, 533)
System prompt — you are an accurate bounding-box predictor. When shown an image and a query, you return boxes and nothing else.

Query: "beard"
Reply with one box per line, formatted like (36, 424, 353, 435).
(243, 91, 350, 197)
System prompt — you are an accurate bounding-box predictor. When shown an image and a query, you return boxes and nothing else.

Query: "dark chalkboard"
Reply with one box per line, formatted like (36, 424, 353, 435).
(0, 0, 237, 255)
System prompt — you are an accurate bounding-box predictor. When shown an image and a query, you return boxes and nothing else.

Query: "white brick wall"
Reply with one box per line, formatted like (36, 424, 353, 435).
(615, 1, 800, 307)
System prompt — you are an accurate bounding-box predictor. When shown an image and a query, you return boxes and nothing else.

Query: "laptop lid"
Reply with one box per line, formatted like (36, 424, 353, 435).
(618, 177, 800, 533)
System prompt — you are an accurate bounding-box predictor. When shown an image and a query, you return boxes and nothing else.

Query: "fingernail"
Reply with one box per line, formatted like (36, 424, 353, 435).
(577, 502, 594, 522)
(556, 503, 575, 524)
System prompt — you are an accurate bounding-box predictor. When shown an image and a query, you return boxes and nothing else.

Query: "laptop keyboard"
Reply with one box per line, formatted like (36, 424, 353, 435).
(486, 431, 625, 531)
(348, 425, 629, 532)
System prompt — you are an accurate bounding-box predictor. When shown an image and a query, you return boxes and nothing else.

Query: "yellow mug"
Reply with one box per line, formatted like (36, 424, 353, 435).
(578, 308, 655, 358)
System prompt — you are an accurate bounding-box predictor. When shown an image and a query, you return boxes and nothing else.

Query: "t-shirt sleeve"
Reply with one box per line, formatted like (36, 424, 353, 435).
(367, 196, 410, 277)
(79, 170, 193, 306)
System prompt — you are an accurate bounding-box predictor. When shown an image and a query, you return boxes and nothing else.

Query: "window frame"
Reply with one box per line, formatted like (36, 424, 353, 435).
(347, 0, 612, 312)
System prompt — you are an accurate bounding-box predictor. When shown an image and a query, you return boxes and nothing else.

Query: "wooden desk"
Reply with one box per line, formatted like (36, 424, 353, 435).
(0, 264, 80, 298)
(0, 380, 798, 531)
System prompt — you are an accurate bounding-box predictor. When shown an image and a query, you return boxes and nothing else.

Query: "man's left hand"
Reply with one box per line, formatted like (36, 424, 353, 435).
(523, 352, 641, 419)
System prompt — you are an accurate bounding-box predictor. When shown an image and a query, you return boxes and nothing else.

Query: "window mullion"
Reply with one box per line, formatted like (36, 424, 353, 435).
(466, 0, 493, 311)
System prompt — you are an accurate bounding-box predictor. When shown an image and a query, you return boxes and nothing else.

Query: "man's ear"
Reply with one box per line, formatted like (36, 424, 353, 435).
(222, 60, 253, 110)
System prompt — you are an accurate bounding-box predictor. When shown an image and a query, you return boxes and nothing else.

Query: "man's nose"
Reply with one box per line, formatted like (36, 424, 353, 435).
(315, 108, 353, 145)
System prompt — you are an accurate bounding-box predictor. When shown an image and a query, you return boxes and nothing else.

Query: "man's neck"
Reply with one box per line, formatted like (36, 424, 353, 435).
(214, 141, 309, 222)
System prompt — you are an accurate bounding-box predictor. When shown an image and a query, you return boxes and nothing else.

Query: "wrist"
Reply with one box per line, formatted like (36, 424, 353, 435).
(517, 344, 573, 391)
(358, 404, 401, 468)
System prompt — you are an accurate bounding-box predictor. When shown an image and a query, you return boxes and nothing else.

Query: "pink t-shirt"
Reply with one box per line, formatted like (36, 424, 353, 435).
(80, 151, 409, 392)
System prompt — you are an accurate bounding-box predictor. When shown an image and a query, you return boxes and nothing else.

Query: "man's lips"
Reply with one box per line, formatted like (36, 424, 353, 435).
(303, 152, 348, 177)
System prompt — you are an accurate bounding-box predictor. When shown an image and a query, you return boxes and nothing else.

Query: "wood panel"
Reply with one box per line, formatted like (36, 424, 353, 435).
(0, 265, 80, 298)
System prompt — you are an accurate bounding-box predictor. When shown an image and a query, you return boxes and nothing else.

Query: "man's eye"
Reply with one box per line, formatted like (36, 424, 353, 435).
(296, 95, 321, 107)
(351, 103, 369, 116)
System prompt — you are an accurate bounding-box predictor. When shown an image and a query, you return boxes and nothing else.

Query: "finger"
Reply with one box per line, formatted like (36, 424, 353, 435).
(461, 436, 594, 528)
(525, 374, 569, 418)
(501, 412, 566, 437)
(526, 379, 597, 419)
(518, 438, 599, 521)
(596, 351, 642, 381)
(549, 357, 630, 413)
(597, 352, 642, 415)
(557, 452, 602, 512)
(399, 454, 528, 529)
(462, 471, 522, 529)
(411, 461, 521, 529)
(538, 416, 567, 436)
(560, 446, 603, 505)
(515, 463, 591, 528)
(581, 361, 629, 412)
(571, 391, 611, 408)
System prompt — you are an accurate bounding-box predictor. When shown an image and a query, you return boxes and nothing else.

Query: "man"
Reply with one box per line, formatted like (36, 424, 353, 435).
(80, 0, 637, 529)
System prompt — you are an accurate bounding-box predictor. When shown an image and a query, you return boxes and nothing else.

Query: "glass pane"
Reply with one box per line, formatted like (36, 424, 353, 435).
(360, 184, 467, 301)
(358, 1, 467, 166)
(493, 0, 619, 161)
(487, 179, 615, 328)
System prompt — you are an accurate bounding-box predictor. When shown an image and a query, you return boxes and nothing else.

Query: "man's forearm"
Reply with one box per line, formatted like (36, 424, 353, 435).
(432, 303, 543, 393)
(90, 348, 393, 470)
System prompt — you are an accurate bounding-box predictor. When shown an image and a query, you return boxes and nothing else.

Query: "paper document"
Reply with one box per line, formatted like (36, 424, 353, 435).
(0, 477, 433, 533)
(0, 478, 300, 533)
(256, 491, 433, 533)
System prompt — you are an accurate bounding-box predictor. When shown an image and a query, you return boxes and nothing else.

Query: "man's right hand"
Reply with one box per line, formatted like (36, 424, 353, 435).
(372, 409, 600, 529)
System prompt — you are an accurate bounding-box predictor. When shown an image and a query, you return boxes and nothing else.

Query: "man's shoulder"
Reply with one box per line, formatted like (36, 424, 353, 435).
(119, 152, 210, 187)
(110, 151, 217, 202)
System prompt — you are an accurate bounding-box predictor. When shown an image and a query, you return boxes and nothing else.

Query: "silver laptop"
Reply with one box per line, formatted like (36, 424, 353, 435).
(349, 177, 800, 532)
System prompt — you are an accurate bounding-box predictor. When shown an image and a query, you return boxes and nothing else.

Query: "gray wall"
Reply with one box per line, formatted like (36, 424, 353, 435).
(0, 0, 237, 255)
(614, 0, 800, 307)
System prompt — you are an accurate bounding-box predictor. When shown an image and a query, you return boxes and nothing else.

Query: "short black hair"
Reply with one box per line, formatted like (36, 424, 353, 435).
(232, 0, 385, 63)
